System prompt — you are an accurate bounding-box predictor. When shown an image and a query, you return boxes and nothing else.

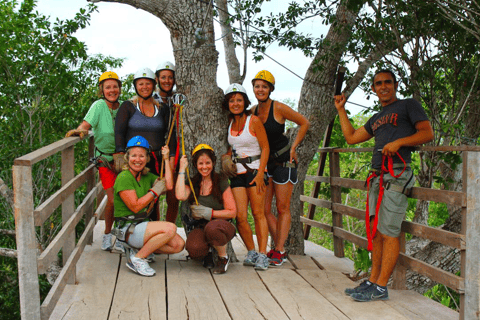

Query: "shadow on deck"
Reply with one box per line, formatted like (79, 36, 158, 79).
(50, 221, 457, 320)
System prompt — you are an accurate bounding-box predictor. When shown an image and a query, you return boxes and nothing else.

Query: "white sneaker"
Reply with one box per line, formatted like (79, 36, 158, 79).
(145, 253, 156, 263)
(127, 255, 156, 277)
(101, 233, 113, 251)
(113, 240, 125, 254)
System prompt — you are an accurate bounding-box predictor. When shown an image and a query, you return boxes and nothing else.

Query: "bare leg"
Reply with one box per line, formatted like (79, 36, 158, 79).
(232, 187, 255, 251)
(264, 177, 277, 242)
(213, 244, 227, 257)
(375, 233, 400, 287)
(369, 230, 383, 284)
(247, 187, 268, 254)
(104, 187, 114, 234)
(136, 222, 183, 258)
(273, 182, 294, 252)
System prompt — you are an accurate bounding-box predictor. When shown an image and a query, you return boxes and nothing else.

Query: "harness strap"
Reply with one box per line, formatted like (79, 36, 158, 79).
(365, 152, 407, 251)
(273, 143, 291, 159)
(151, 150, 160, 177)
(233, 155, 261, 164)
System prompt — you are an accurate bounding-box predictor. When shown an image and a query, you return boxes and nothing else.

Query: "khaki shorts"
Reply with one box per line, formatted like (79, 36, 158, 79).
(368, 167, 414, 237)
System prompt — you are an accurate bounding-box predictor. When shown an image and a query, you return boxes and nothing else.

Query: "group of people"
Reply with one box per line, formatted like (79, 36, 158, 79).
(67, 64, 432, 305)
(66, 64, 310, 276)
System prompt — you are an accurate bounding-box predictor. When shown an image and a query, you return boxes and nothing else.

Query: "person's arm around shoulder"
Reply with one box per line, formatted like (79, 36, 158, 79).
(334, 93, 372, 145)
(382, 120, 434, 157)
(115, 101, 134, 153)
(175, 155, 191, 201)
(250, 115, 269, 194)
(211, 186, 236, 220)
(275, 100, 310, 163)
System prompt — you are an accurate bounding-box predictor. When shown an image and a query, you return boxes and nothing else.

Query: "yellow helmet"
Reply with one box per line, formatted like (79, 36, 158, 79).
(99, 71, 121, 86)
(192, 144, 214, 156)
(252, 70, 275, 91)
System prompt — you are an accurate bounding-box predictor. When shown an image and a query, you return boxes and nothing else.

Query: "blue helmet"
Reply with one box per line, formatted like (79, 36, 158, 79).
(126, 136, 150, 150)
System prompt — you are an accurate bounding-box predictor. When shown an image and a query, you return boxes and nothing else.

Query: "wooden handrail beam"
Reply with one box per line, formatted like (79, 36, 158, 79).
(299, 195, 332, 209)
(300, 216, 333, 232)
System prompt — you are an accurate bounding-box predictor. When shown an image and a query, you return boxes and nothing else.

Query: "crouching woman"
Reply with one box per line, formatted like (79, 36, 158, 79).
(175, 144, 236, 274)
(114, 136, 184, 277)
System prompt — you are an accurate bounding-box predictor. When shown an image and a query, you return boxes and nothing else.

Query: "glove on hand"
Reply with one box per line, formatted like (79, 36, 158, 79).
(190, 204, 213, 221)
(113, 153, 125, 173)
(149, 178, 166, 197)
(65, 129, 88, 139)
(221, 155, 237, 178)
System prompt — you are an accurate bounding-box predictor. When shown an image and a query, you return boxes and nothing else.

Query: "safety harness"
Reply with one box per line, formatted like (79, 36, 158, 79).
(89, 147, 114, 171)
(233, 154, 261, 174)
(271, 143, 297, 168)
(364, 152, 414, 251)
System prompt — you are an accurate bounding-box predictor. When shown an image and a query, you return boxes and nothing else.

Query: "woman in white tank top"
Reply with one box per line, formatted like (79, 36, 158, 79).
(221, 83, 271, 271)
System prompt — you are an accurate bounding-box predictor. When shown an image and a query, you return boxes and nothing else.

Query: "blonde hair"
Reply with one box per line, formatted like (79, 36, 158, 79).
(122, 148, 151, 175)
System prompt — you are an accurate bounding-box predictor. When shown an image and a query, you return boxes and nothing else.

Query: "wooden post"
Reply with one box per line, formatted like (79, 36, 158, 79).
(61, 146, 76, 284)
(330, 151, 344, 257)
(391, 231, 407, 289)
(86, 136, 95, 245)
(304, 124, 334, 240)
(463, 151, 480, 320)
(13, 165, 41, 320)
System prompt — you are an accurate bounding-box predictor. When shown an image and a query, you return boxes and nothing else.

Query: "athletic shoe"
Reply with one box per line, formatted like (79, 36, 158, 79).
(101, 233, 113, 251)
(203, 251, 215, 269)
(344, 280, 373, 296)
(254, 253, 269, 271)
(212, 256, 230, 274)
(266, 249, 275, 258)
(145, 253, 155, 263)
(112, 240, 125, 254)
(268, 250, 286, 267)
(126, 253, 156, 277)
(350, 284, 389, 302)
(243, 250, 259, 266)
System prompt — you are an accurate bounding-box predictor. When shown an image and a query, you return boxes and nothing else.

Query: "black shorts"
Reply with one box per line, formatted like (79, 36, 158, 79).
(230, 171, 268, 189)
(267, 162, 298, 185)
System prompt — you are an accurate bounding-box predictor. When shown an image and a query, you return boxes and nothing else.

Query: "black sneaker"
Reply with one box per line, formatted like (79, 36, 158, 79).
(350, 284, 389, 302)
(203, 251, 215, 269)
(344, 280, 373, 296)
(212, 256, 230, 274)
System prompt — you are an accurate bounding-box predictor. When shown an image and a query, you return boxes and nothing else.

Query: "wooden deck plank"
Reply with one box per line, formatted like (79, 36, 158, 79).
(49, 222, 120, 320)
(108, 256, 167, 320)
(304, 240, 354, 273)
(386, 289, 458, 320)
(166, 260, 231, 320)
(259, 268, 349, 319)
(288, 254, 323, 270)
(212, 264, 289, 320)
(297, 270, 409, 320)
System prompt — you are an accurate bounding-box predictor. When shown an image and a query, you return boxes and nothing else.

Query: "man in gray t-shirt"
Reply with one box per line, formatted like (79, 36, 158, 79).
(334, 70, 433, 302)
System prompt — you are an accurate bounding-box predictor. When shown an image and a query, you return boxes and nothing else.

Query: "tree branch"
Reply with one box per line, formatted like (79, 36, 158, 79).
(0, 248, 17, 259)
(0, 177, 13, 207)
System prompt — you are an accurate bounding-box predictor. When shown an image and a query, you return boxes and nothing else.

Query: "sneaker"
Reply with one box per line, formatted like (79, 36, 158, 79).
(269, 250, 286, 267)
(243, 250, 259, 266)
(212, 256, 230, 274)
(126, 255, 156, 277)
(145, 253, 156, 263)
(203, 251, 215, 269)
(254, 253, 269, 271)
(112, 240, 125, 254)
(345, 280, 373, 296)
(266, 249, 275, 258)
(350, 284, 389, 302)
(101, 233, 113, 251)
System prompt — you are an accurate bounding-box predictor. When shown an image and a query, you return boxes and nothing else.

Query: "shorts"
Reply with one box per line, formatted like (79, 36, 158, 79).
(368, 167, 414, 237)
(98, 166, 117, 190)
(121, 221, 148, 249)
(267, 162, 298, 185)
(230, 171, 268, 189)
(185, 220, 236, 260)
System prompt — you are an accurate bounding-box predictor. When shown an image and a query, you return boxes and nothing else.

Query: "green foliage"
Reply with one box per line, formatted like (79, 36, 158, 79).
(353, 247, 371, 273)
(424, 283, 460, 311)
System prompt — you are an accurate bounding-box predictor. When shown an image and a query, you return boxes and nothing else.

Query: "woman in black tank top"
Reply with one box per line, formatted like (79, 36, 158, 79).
(252, 70, 310, 266)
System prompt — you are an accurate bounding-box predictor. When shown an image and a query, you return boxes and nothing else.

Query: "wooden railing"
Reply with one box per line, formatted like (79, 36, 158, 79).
(301, 146, 480, 320)
(13, 134, 106, 320)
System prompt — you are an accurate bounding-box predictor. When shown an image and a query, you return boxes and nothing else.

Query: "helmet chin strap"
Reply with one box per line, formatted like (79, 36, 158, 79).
(258, 94, 270, 103)
(102, 89, 119, 104)
(159, 87, 173, 96)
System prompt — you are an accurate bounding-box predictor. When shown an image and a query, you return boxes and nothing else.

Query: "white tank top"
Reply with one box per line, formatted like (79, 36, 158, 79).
(227, 115, 261, 174)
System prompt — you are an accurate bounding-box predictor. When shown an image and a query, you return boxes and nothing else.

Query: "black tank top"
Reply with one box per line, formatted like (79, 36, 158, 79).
(255, 101, 289, 162)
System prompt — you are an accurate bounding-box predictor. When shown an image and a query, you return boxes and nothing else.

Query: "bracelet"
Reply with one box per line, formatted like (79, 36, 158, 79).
(149, 190, 157, 198)
(178, 172, 186, 175)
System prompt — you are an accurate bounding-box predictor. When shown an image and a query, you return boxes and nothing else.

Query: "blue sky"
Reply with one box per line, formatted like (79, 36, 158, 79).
(35, 0, 370, 114)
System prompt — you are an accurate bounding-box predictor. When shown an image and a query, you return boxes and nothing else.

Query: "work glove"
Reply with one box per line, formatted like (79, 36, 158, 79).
(65, 129, 88, 139)
(190, 204, 213, 221)
(113, 153, 125, 174)
(149, 178, 167, 198)
(221, 154, 237, 178)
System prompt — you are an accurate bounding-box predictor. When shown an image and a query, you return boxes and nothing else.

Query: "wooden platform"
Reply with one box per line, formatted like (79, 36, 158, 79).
(49, 222, 458, 320)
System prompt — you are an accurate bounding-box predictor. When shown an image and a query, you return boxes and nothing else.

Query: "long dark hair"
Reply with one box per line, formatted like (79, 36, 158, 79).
(189, 149, 224, 205)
